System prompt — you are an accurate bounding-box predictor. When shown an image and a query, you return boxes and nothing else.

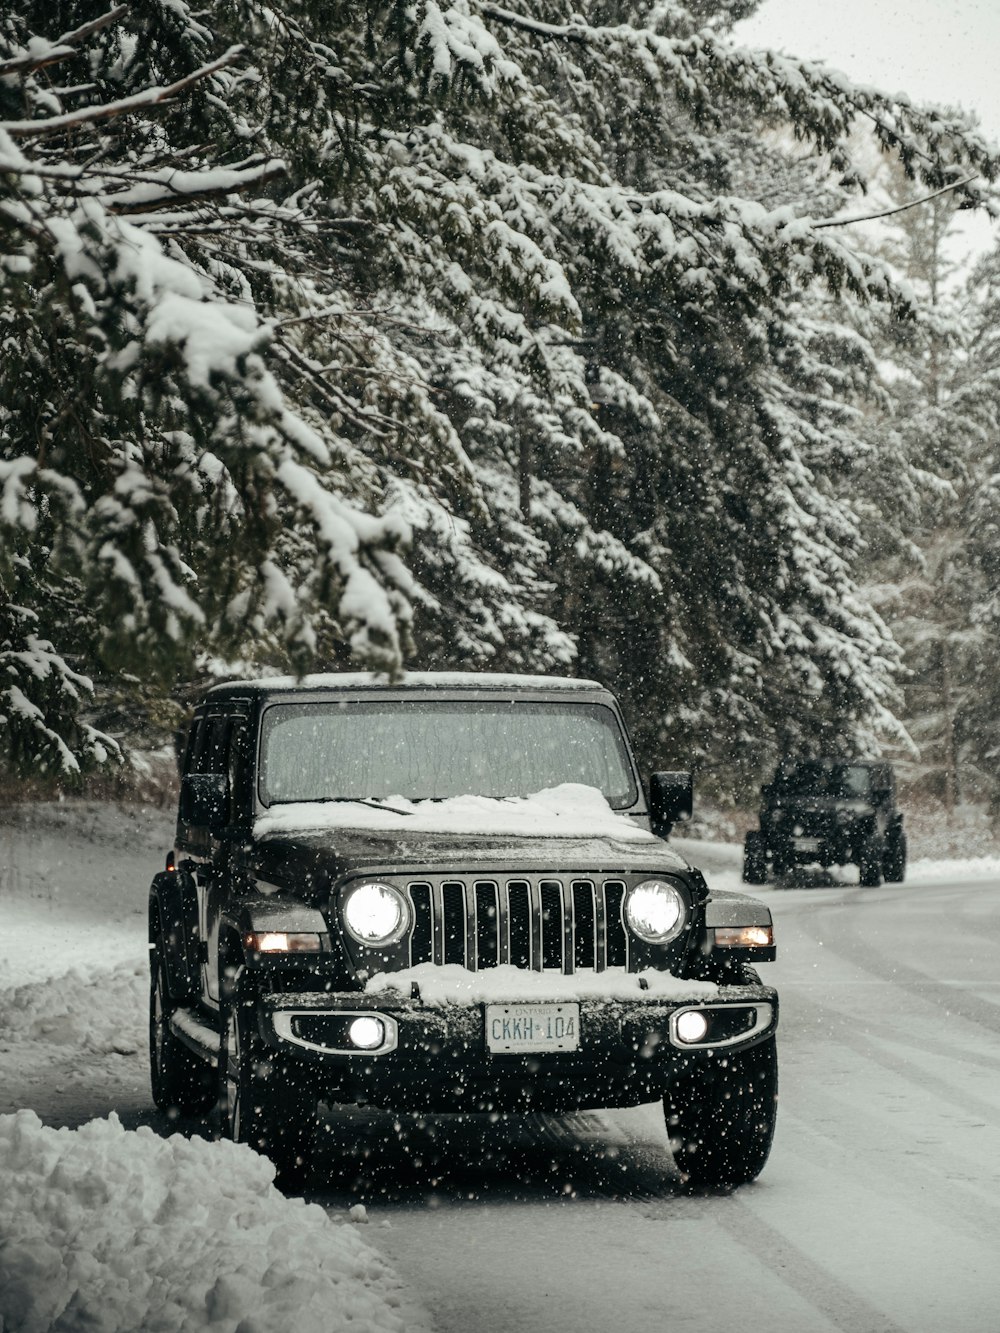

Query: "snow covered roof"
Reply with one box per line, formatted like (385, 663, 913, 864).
(206, 670, 606, 697)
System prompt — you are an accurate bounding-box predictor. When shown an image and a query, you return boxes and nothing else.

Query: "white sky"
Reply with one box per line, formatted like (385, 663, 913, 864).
(735, 0, 1000, 141)
(734, 0, 1000, 262)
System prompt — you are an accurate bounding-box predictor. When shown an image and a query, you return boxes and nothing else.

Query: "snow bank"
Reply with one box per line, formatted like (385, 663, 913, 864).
(255, 783, 655, 841)
(366, 962, 717, 1004)
(0, 963, 146, 1056)
(0, 1111, 415, 1333)
(907, 856, 1000, 883)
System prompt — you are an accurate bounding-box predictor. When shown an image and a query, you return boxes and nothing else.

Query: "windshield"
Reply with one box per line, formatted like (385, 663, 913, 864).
(775, 761, 872, 799)
(258, 699, 638, 808)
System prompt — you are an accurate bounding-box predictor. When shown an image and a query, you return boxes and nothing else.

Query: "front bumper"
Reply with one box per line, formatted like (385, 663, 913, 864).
(257, 984, 779, 1113)
(767, 829, 864, 865)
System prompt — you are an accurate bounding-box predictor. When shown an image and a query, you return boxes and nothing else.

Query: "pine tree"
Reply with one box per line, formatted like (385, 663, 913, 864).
(3, 0, 997, 788)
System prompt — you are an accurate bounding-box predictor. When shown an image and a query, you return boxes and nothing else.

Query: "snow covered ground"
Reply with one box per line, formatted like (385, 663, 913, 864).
(3, 800, 1000, 1333)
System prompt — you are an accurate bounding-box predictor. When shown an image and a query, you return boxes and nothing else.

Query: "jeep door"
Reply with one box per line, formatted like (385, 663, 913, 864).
(179, 708, 250, 1006)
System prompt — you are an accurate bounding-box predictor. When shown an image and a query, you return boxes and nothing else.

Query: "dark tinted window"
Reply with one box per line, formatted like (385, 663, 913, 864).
(194, 716, 227, 775)
(776, 761, 871, 799)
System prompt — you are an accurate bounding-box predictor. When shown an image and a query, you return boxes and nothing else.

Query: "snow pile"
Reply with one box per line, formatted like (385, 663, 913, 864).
(0, 963, 146, 1055)
(0, 1111, 415, 1333)
(366, 963, 717, 1004)
(256, 783, 655, 841)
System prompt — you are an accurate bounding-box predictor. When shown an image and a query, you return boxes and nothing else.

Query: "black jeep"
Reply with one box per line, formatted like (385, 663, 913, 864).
(149, 672, 779, 1188)
(743, 758, 906, 887)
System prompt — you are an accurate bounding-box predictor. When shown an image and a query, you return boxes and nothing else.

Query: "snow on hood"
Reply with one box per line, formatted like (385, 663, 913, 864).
(0, 1111, 424, 1333)
(365, 963, 717, 1005)
(255, 783, 655, 842)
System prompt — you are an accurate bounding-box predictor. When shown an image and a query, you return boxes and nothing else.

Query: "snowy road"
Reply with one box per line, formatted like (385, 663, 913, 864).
(3, 807, 1000, 1331)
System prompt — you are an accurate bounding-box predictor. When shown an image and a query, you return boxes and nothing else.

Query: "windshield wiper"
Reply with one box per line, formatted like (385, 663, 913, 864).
(345, 797, 416, 815)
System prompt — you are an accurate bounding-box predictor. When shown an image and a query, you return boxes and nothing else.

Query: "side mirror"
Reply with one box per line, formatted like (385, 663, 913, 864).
(180, 773, 228, 829)
(648, 771, 693, 837)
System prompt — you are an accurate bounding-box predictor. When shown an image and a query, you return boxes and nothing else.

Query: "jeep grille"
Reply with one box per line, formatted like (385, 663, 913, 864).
(404, 877, 630, 973)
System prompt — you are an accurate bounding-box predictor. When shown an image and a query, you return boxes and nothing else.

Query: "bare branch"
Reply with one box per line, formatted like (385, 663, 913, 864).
(813, 174, 980, 228)
(272, 338, 398, 440)
(1, 45, 244, 138)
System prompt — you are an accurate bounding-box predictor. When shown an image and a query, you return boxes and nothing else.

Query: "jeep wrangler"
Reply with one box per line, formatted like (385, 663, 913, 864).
(149, 673, 778, 1188)
(743, 757, 906, 887)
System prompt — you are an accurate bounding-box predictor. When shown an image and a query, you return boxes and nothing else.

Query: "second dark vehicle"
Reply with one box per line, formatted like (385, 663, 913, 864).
(743, 757, 906, 887)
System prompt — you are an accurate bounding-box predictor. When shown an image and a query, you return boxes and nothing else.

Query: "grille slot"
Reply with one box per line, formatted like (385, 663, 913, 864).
(409, 882, 433, 964)
(573, 880, 596, 970)
(404, 876, 637, 972)
(507, 880, 532, 968)
(441, 881, 466, 965)
(474, 881, 499, 968)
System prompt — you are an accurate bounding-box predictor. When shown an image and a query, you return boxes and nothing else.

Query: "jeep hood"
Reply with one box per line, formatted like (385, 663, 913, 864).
(247, 786, 693, 898)
(249, 822, 690, 901)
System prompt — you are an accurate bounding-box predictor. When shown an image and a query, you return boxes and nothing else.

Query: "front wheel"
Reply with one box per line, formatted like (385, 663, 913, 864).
(218, 968, 316, 1187)
(149, 950, 214, 1116)
(665, 1038, 778, 1189)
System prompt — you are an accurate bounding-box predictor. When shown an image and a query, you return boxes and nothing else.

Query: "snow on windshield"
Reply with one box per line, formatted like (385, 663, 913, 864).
(254, 782, 656, 840)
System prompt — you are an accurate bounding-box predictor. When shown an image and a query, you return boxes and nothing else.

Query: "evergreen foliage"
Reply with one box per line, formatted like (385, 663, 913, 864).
(2, 0, 997, 791)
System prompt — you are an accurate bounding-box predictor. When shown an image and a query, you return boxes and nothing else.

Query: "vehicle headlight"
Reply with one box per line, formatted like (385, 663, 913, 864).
(342, 881, 409, 946)
(624, 879, 686, 944)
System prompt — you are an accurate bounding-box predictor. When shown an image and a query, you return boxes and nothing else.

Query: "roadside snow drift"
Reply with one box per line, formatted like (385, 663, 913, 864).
(0, 1111, 412, 1333)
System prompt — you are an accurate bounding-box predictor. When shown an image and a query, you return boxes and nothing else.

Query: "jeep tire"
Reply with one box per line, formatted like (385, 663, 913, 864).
(149, 949, 215, 1116)
(858, 837, 884, 887)
(883, 826, 907, 883)
(218, 969, 316, 1187)
(742, 831, 768, 885)
(665, 1037, 778, 1189)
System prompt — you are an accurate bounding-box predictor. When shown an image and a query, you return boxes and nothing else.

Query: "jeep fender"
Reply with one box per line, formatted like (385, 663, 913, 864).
(149, 869, 201, 1002)
(705, 890, 773, 929)
(221, 898, 330, 943)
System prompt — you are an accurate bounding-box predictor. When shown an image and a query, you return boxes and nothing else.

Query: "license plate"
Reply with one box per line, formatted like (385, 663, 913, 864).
(793, 837, 822, 852)
(485, 1003, 580, 1053)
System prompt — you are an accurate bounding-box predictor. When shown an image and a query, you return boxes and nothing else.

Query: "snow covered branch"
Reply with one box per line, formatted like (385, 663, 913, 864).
(0, 46, 245, 138)
(0, 5, 127, 77)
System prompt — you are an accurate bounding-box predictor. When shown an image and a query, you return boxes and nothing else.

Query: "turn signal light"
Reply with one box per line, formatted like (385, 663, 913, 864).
(714, 925, 773, 949)
(244, 931, 323, 953)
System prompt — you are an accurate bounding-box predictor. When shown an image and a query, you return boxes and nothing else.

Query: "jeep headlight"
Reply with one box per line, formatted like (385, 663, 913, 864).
(342, 881, 409, 946)
(624, 879, 686, 944)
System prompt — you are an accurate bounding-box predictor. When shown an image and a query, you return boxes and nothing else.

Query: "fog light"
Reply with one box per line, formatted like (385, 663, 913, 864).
(675, 1010, 710, 1044)
(348, 1016, 385, 1050)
